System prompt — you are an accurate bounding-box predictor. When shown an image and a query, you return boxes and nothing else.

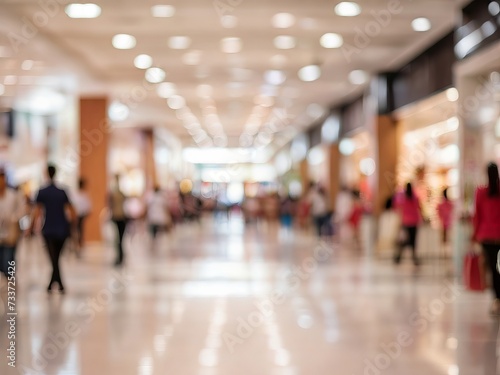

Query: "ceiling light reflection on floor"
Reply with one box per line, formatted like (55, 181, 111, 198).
(221, 37, 242, 53)
(221, 15, 238, 28)
(157, 82, 176, 98)
(169, 36, 191, 49)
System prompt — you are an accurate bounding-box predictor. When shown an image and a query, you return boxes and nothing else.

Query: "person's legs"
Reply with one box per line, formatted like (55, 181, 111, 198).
(483, 243, 500, 300)
(52, 238, 66, 290)
(114, 220, 127, 265)
(314, 216, 322, 237)
(0, 245, 7, 277)
(394, 227, 407, 264)
(44, 236, 63, 290)
(407, 226, 418, 264)
(77, 216, 85, 248)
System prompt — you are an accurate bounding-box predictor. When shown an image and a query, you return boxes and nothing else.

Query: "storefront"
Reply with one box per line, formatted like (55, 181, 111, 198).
(394, 89, 460, 226)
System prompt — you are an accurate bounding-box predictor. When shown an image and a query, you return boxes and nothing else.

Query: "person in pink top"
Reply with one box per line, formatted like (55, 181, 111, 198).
(473, 162, 500, 315)
(437, 188, 454, 244)
(394, 182, 422, 266)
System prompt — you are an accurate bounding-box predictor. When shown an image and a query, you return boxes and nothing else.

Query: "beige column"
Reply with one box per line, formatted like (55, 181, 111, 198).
(79, 97, 108, 242)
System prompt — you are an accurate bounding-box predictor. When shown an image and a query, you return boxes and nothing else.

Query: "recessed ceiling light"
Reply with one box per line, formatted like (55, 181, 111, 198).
(168, 95, 186, 110)
(157, 82, 176, 98)
(320, 33, 343, 48)
(265, 70, 286, 86)
(349, 70, 369, 85)
(108, 101, 129, 122)
(182, 50, 202, 65)
(221, 15, 238, 28)
(0, 84, 4, 95)
(335, 2, 361, 16)
(274, 35, 296, 50)
(220, 37, 242, 53)
(298, 65, 321, 82)
(4, 75, 17, 85)
(21, 60, 34, 71)
(145, 67, 166, 83)
(134, 54, 153, 69)
(446, 87, 459, 102)
(489, 1, 500, 16)
(65, 3, 101, 18)
(151, 5, 175, 18)
(169, 36, 191, 50)
(272, 13, 296, 29)
(412, 17, 431, 32)
(112, 34, 136, 49)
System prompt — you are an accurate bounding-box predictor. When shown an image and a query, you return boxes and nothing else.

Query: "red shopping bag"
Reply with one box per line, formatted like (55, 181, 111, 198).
(463, 251, 486, 291)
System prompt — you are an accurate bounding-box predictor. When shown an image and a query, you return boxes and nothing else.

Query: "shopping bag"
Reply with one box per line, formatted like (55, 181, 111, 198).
(463, 251, 486, 291)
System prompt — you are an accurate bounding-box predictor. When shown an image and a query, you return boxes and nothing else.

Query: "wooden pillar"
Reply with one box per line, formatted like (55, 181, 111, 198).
(376, 115, 399, 215)
(143, 129, 157, 190)
(79, 97, 108, 242)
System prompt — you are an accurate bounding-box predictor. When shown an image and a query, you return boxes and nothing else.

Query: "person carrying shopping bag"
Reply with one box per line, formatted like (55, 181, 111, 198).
(0, 170, 24, 281)
(473, 162, 500, 315)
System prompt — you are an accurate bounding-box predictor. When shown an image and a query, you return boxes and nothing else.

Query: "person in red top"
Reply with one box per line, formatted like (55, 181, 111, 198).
(437, 188, 454, 244)
(473, 162, 500, 315)
(394, 182, 422, 266)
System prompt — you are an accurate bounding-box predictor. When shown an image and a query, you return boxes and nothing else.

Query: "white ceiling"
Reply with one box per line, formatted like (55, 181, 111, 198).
(0, 0, 467, 147)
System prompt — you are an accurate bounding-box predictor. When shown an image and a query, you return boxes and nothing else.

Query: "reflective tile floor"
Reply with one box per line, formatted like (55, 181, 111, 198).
(0, 215, 498, 375)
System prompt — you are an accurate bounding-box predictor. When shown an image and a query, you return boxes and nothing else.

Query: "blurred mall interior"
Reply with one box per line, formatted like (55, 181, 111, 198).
(1, 0, 500, 374)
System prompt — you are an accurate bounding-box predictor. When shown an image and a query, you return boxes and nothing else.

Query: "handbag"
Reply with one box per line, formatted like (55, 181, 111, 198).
(463, 250, 486, 291)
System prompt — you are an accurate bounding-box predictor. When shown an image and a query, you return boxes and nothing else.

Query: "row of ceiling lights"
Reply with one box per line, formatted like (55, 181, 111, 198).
(65, 2, 432, 33)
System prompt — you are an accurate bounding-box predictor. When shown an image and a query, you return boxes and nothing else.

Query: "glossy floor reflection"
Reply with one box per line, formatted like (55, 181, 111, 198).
(0, 215, 498, 375)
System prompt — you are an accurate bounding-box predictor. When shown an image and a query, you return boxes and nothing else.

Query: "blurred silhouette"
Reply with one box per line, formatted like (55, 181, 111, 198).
(0, 169, 24, 280)
(146, 186, 172, 243)
(473, 162, 500, 315)
(437, 187, 453, 245)
(308, 184, 329, 237)
(109, 175, 128, 267)
(71, 178, 92, 257)
(32, 165, 76, 293)
(394, 182, 422, 266)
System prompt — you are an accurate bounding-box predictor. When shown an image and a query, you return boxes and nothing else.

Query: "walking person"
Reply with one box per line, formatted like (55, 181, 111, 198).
(146, 186, 172, 246)
(308, 185, 329, 237)
(32, 165, 76, 293)
(473, 162, 500, 315)
(109, 175, 128, 267)
(71, 178, 92, 257)
(0, 170, 24, 281)
(394, 182, 422, 266)
(437, 188, 454, 245)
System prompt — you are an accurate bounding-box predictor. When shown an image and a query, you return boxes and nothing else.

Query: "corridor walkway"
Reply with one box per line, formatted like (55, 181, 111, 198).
(0, 216, 496, 375)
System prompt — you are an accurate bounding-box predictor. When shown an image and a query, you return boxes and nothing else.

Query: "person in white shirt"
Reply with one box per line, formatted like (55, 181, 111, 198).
(146, 186, 172, 241)
(0, 170, 25, 279)
(72, 178, 92, 255)
(308, 185, 330, 237)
